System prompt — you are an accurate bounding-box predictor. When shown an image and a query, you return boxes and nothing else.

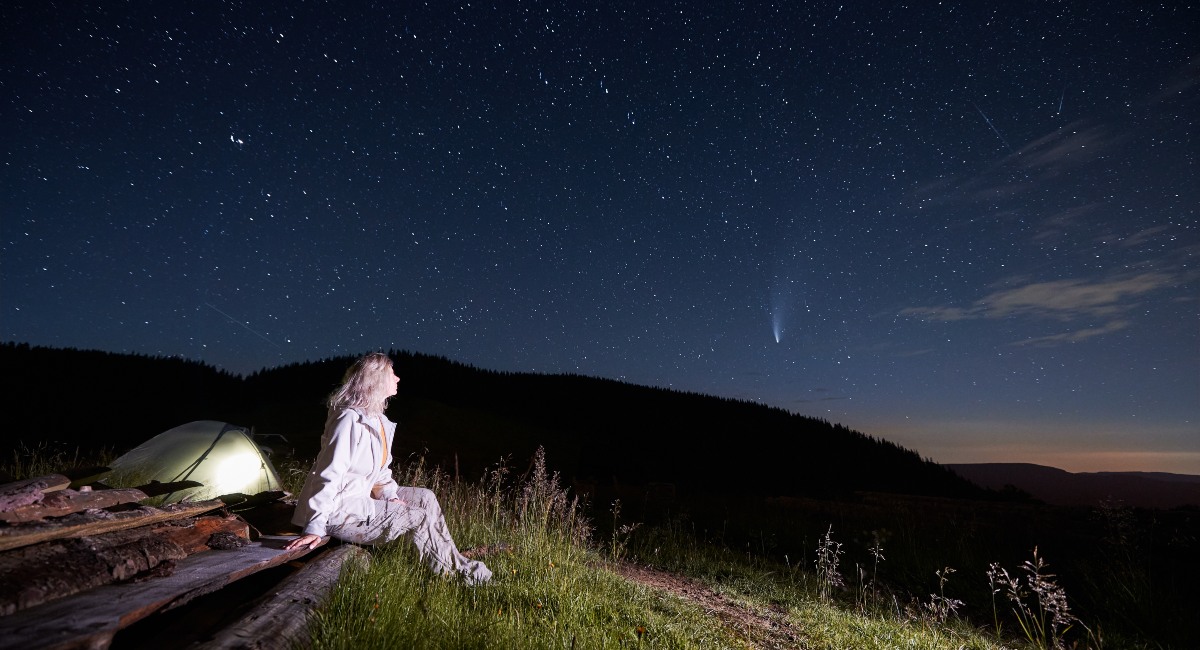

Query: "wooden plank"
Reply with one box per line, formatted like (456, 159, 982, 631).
(154, 515, 250, 554)
(0, 475, 71, 496)
(0, 515, 247, 616)
(193, 544, 368, 650)
(0, 524, 188, 616)
(0, 475, 70, 512)
(0, 488, 149, 524)
(0, 540, 328, 650)
(0, 499, 225, 553)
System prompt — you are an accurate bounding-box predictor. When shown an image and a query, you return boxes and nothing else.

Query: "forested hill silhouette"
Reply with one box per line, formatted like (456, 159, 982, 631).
(1, 343, 245, 454)
(2, 343, 985, 500)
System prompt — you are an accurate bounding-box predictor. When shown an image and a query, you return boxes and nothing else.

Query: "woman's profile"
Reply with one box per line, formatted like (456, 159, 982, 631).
(286, 352, 492, 585)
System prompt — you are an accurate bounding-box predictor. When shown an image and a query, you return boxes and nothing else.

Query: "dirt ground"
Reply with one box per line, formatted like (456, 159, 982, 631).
(611, 562, 804, 649)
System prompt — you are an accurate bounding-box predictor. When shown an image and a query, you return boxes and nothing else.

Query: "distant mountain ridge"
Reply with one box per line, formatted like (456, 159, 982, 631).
(947, 462, 1200, 509)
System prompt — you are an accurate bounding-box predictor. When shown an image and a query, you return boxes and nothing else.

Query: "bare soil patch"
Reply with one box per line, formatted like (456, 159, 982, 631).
(611, 562, 803, 649)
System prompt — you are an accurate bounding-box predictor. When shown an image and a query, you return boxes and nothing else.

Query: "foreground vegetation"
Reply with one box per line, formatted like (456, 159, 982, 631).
(304, 450, 737, 648)
(288, 449, 1099, 650)
(8, 441, 1189, 648)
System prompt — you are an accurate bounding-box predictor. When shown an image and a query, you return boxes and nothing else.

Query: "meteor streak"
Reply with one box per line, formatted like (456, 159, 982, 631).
(972, 102, 1013, 152)
(204, 302, 282, 348)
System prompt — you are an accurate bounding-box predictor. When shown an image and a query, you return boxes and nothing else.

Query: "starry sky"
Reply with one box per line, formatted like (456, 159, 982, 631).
(3, 2, 1197, 474)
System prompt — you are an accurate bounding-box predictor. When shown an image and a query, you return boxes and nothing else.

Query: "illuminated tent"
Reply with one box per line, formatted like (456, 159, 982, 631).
(104, 420, 283, 504)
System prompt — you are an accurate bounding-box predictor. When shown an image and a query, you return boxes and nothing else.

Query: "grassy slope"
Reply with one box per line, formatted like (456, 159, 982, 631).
(0, 444, 1145, 649)
(306, 450, 1016, 650)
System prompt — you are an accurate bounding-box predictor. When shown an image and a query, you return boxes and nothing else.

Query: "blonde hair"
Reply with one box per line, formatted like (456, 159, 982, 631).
(328, 352, 394, 415)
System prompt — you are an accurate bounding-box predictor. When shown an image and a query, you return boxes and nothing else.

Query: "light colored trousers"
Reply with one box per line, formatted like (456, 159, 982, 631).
(328, 486, 492, 585)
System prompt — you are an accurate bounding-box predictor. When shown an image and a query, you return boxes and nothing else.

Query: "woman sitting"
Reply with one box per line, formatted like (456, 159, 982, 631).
(286, 352, 492, 585)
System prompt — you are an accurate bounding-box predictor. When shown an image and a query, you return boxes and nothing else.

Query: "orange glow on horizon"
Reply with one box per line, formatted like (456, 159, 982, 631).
(862, 420, 1200, 475)
(926, 448, 1200, 475)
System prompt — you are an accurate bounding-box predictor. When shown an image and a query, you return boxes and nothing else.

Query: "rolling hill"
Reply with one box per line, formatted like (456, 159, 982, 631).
(947, 462, 1200, 508)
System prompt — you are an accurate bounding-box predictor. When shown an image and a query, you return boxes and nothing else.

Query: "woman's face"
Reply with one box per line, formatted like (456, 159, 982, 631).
(382, 366, 400, 398)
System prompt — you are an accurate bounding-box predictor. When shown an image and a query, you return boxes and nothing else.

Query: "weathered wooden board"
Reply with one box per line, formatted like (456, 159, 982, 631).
(0, 540, 327, 650)
(0, 475, 70, 512)
(0, 515, 250, 615)
(154, 515, 250, 554)
(0, 474, 71, 496)
(0, 528, 183, 616)
(0, 488, 149, 523)
(192, 544, 368, 650)
(0, 499, 225, 552)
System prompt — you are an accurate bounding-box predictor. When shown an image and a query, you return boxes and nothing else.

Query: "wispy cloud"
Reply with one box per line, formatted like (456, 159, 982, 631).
(1030, 202, 1106, 242)
(900, 273, 1175, 342)
(983, 273, 1170, 319)
(1014, 122, 1123, 171)
(908, 119, 1124, 211)
(909, 55, 1191, 217)
(1014, 320, 1129, 346)
(1120, 225, 1174, 248)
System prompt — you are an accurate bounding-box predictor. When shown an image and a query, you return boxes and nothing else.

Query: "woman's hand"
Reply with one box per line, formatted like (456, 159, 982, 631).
(285, 533, 326, 551)
(387, 497, 408, 506)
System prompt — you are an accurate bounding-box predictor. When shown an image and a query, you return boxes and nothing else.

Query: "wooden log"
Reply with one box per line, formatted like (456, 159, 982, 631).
(0, 538, 110, 617)
(0, 515, 251, 615)
(154, 515, 250, 554)
(0, 475, 70, 512)
(0, 475, 71, 496)
(0, 488, 149, 524)
(0, 485, 45, 512)
(0, 499, 225, 553)
(0, 540, 328, 650)
(193, 544, 368, 650)
(3, 522, 191, 614)
(0, 528, 185, 616)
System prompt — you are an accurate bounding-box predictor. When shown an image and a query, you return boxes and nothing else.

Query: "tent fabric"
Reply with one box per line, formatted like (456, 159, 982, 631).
(105, 420, 283, 504)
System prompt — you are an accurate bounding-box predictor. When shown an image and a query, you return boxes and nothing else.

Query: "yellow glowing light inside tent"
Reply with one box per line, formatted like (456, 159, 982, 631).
(214, 452, 263, 495)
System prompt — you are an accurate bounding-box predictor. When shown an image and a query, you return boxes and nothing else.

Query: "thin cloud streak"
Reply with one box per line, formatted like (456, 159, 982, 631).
(1015, 122, 1122, 171)
(901, 272, 1175, 323)
(1013, 320, 1129, 347)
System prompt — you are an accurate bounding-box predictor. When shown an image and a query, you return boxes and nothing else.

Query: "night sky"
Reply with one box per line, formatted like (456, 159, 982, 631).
(3, 2, 1197, 473)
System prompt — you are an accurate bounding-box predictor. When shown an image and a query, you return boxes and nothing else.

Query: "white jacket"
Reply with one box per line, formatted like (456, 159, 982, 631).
(292, 407, 400, 536)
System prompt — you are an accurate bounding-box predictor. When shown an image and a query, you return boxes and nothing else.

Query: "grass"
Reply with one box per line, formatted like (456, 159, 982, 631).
(4, 444, 1171, 649)
(308, 449, 739, 649)
(303, 449, 1046, 650)
(621, 516, 1016, 650)
(1, 441, 116, 483)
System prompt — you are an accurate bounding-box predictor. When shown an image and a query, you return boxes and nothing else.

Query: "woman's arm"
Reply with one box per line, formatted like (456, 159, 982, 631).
(296, 410, 361, 536)
(372, 471, 402, 501)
